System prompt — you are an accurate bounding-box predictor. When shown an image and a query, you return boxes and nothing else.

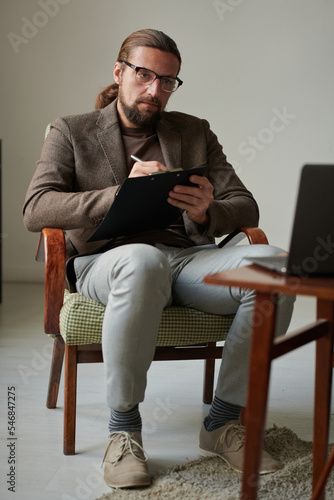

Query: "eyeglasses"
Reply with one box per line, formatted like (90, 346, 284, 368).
(120, 60, 183, 93)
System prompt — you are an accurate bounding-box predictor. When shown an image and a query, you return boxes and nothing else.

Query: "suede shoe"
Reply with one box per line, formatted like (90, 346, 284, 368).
(103, 431, 151, 488)
(199, 420, 282, 474)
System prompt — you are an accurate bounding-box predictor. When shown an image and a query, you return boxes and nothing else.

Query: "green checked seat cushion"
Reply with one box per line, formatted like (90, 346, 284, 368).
(59, 290, 234, 346)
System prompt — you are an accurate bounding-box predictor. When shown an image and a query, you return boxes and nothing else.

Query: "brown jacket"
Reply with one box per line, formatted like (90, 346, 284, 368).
(23, 100, 259, 261)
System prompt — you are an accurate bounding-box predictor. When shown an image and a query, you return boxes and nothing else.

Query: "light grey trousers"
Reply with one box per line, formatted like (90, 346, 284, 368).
(74, 242, 295, 412)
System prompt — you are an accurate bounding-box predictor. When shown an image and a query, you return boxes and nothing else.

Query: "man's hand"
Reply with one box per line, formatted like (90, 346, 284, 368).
(168, 175, 214, 226)
(129, 160, 168, 177)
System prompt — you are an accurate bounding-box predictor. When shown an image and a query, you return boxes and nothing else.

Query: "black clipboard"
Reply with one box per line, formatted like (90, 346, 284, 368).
(88, 164, 207, 241)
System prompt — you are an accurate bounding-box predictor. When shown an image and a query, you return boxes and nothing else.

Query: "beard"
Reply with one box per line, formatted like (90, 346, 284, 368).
(118, 85, 163, 129)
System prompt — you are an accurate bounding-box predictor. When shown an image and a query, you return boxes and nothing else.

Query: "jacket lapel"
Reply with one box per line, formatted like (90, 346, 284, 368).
(96, 101, 128, 185)
(158, 116, 182, 171)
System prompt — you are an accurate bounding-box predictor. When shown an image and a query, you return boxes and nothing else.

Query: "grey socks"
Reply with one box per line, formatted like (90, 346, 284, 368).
(109, 404, 142, 434)
(109, 397, 242, 435)
(204, 396, 243, 431)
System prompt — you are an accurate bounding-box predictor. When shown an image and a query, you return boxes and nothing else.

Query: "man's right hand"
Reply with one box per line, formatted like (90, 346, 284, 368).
(129, 160, 168, 177)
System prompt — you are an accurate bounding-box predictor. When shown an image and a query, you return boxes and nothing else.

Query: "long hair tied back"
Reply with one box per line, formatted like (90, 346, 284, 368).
(94, 29, 181, 110)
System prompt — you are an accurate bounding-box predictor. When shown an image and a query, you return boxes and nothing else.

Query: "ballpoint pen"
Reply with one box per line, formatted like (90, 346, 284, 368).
(131, 155, 143, 162)
(130, 155, 182, 174)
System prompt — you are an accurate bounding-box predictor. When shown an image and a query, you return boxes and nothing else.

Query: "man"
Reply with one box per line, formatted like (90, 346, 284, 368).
(23, 29, 295, 489)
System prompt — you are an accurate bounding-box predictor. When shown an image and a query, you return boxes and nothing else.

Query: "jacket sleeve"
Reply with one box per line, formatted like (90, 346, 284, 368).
(23, 117, 118, 233)
(182, 118, 259, 243)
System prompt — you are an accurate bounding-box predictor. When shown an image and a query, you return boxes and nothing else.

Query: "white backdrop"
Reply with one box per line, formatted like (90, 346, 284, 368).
(1, 0, 333, 282)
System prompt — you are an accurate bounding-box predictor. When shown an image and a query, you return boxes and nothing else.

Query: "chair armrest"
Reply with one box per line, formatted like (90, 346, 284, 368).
(218, 227, 269, 248)
(35, 228, 66, 335)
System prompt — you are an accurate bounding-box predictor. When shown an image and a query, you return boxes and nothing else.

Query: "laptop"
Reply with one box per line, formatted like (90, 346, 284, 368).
(248, 164, 334, 276)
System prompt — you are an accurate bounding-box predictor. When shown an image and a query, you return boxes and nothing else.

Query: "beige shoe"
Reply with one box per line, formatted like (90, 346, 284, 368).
(103, 431, 151, 488)
(199, 420, 282, 474)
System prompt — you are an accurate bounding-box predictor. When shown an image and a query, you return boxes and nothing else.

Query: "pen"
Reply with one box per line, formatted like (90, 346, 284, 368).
(130, 155, 182, 175)
(131, 154, 144, 162)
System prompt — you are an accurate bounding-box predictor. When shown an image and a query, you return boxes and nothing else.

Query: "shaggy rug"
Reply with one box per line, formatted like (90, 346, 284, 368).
(96, 426, 334, 500)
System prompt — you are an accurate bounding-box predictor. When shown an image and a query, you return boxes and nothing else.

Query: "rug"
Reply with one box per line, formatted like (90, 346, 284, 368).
(96, 426, 334, 500)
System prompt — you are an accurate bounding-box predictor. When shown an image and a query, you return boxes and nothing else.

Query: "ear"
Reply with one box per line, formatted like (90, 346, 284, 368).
(114, 62, 122, 84)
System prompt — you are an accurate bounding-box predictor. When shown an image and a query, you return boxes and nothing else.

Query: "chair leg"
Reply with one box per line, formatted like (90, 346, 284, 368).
(46, 336, 65, 409)
(64, 344, 77, 455)
(203, 358, 215, 404)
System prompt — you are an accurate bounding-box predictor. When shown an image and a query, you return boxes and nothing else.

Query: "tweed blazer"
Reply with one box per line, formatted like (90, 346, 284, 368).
(23, 100, 259, 262)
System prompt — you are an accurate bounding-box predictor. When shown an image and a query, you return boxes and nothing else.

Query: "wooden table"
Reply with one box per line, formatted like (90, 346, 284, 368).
(204, 265, 334, 500)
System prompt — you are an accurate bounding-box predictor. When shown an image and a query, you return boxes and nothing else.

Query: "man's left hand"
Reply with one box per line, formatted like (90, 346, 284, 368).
(168, 175, 214, 226)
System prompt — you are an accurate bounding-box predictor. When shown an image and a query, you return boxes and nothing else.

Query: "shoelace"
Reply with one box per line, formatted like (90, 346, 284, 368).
(216, 422, 245, 451)
(102, 431, 148, 467)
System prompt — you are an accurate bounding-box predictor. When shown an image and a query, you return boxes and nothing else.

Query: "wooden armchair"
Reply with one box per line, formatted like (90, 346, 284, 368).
(36, 226, 268, 454)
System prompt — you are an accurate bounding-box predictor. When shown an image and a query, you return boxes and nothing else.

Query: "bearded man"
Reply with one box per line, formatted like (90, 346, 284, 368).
(23, 29, 294, 489)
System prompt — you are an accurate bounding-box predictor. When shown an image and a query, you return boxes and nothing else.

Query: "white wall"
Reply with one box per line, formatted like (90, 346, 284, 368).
(1, 0, 333, 282)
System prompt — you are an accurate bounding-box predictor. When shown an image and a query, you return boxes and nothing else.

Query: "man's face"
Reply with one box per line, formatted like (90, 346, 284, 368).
(114, 46, 180, 128)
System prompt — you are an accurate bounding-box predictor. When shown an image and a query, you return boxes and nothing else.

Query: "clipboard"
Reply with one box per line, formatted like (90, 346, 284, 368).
(88, 164, 207, 241)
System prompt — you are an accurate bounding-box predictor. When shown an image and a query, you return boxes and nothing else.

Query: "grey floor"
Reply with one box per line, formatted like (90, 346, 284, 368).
(0, 282, 333, 500)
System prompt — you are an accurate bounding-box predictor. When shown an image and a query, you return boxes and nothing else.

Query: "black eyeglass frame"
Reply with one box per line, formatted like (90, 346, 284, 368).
(119, 59, 183, 92)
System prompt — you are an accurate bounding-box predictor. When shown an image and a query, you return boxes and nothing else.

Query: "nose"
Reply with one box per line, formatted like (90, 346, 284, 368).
(147, 78, 161, 97)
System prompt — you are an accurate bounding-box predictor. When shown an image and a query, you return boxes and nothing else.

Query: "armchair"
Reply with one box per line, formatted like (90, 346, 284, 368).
(36, 226, 268, 454)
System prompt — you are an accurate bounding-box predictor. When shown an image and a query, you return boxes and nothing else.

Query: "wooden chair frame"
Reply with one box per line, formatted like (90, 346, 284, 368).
(36, 226, 268, 454)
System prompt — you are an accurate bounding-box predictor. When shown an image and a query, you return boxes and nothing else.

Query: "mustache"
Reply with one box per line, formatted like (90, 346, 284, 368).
(136, 96, 162, 107)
